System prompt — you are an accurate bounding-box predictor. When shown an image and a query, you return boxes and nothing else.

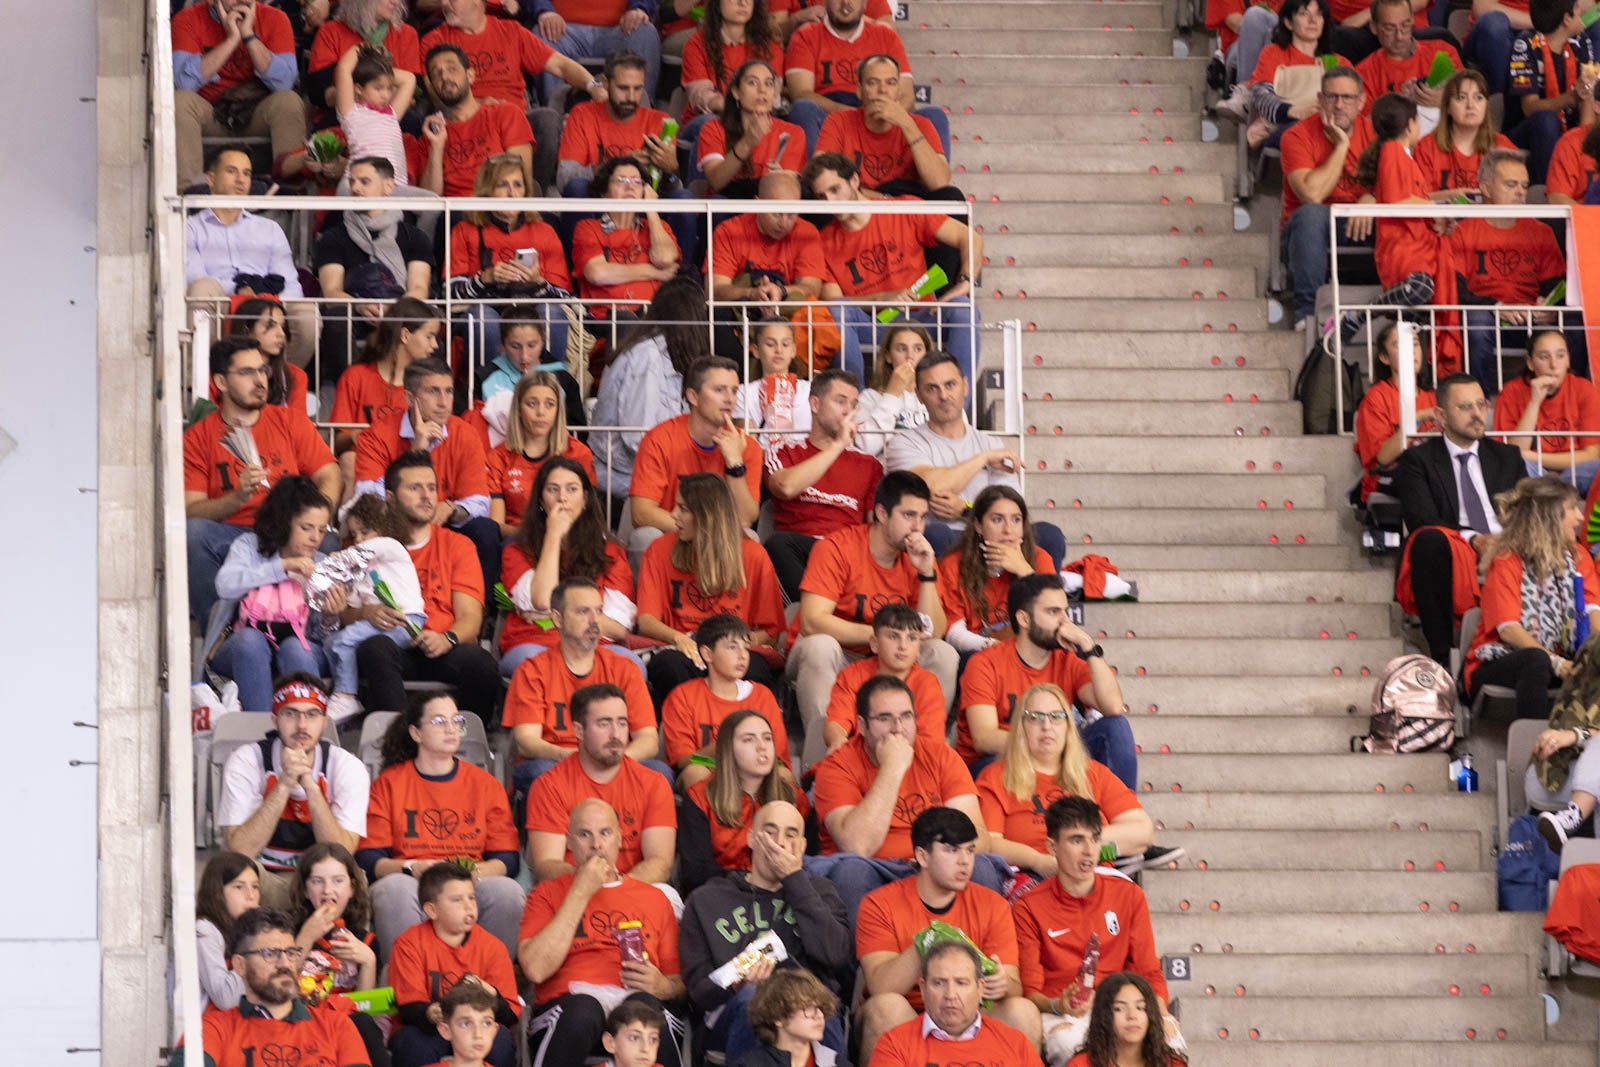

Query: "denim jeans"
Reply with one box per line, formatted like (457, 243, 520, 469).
(537, 21, 661, 103)
(1080, 713, 1138, 790)
(1283, 203, 1374, 322)
(187, 518, 250, 624)
(209, 626, 329, 712)
(839, 301, 978, 383)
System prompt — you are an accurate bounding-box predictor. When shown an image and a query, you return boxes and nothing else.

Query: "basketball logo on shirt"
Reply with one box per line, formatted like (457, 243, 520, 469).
(427, 967, 466, 1001)
(669, 578, 723, 615)
(254, 1045, 304, 1067)
(857, 151, 901, 186)
(1104, 910, 1120, 935)
(580, 908, 635, 939)
(1478, 248, 1532, 278)
(850, 591, 908, 622)
(894, 792, 931, 823)
(404, 807, 462, 840)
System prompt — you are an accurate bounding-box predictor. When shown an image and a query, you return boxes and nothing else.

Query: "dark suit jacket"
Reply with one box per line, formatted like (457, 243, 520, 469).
(1392, 435, 1525, 536)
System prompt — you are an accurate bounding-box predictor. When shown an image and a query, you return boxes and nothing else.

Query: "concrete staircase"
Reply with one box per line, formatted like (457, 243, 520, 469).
(902, 2, 1600, 1062)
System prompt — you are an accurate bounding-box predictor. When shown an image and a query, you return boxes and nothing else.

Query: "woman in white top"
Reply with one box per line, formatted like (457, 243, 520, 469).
(855, 323, 931, 457)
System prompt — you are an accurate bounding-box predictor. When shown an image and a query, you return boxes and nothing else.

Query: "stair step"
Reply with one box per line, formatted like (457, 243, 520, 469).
(1144, 790, 1497, 832)
(1156, 910, 1547, 954)
(937, 82, 1193, 114)
(989, 265, 1257, 299)
(1135, 752, 1452, 793)
(1024, 435, 1358, 478)
(1120, 675, 1375, 716)
(1174, 1043, 1594, 1067)
(1167, 952, 1533, 997)
(983, 233, 1266, 268)
(977, 201, 1235, 233)
(950, 111, 1202, 142)
(954, 141, 1235, 174)
(1021, 399, 1303, 437)
(1021, 367, 1290, 401)
(1132, 713, 1372, 752)
(1028, 329, 1302, 368)
(919, 55, 1211, 90)
(903, 2, 1169, 30)
(1108, 568, 1395, 604)
(1024, 471, 1318, 509)
(906, 27, 1180, 55)
(1057, 542, 1362, 569)
(1142, 871, 1497, 913)
(1091, 601, 1390, 638)
(1144, 829, 1484, 873)
(1105, 635, 1395, 674)
(991, 298, 1268, 331)
(1049, 508, 1344, 546)
(1177, 996, 1544, 1043)
(961, 171, 1231, 204)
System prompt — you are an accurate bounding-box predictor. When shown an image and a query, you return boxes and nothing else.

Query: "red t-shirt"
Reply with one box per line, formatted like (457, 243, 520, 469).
(684, 776, 811, 870)
(186, 1002, 368, 1067)
(359, 759, 519, 859)
(389, 921, 521, 1016)
(1279, 113, 1374, 224)
(707, 213, 827, 284)
(975, 762, 1141, 854)
(1465, 549, 1600, 689)
(661, 678, 789, 766)
(824, 659, 947, 746)
(763, 440, 883, 536)
(1374, 139, 1435, 289)
(956, 643, 1095, 764)
(354, 410, 490, 505)
(1354, 379, 1437, 501)
(1544, 863, 1600, 963)
(447, 217, 572, 291)
(486, 439, 597, 527)
(681, 32, 785, 93)
(558, 100, 673, 168)
(816, 109, 944, 189)
(856, 877, 1018, 1010)
(498, 539, 634, 652)
(636, 536, 786, 637)
(331, 362, 407, 429)
(1015, 872, 1167, 1001)
(872, 1015, 1044, 1067)
(433, 103, 536, 198)
(812, 736, 977, 857)
(1447, 217, 1564, 305)
(523, 756, 676, 873)
(501, 646, 654, 748)
(309, 18, 423, 77)
(629, 413, 764, 510)
(1355, 41, 1459, 102)
(794, 523, 925, 654)
(571, 216, 680, 310)
(1547, 123, 1598, 201)
(785, 19, 912, 96)
(697, 117, 808, 181)
(408, 528, 484, 631)
(516, 875, 680, 1003)
(172, 2, 295, 102)
(183, 407, 336, 527)
(1491, 374, 1600, 454)
(550, 0, 630, 24)
(820, 209, 946, 297)
(421, 20, 554, 107)
(936, 546, 1057, 636)
(772, 0, 894, 18)
(1412, 131, 1517, 193)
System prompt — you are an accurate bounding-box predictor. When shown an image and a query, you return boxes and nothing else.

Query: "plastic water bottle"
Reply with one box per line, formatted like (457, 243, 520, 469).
(1456, 753, 1478, 792)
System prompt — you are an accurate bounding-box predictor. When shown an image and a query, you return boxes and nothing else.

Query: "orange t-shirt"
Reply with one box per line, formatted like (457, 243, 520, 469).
(812, 736, 977, 857)
(1547, 123, 1598, 201)
(824, 658, 947, 746)
(501, 646, 654, 749)
(956, 643, 1095, 764)
(1544, 863, 1600, 963)
(697, 117, 808, 182)
(707, 212, 827, 284)
(819, 209, 946, 297)
(358, 759, 519, 860)
(683, 776, 811, 871)
(486, 438, 597, 527)
(447, 217, 572, 291)
(388, 921, 521, 1016)
(331, 362, 407, 429)
(407, 528, 483, 632)
(815, 109, 944, 189)
(1412, 131, 1515, 192)
(871, 1015, 1044, 1067)
(681, 32, 785, 93)
(785, 19, 912, 96)
(183, 407, 337, 527)
(1249, 43, 1348, 85)
(420, 20, 554, 107)
(1353, 379, 1437, 501)
(557, 100, 673, 169)
(310, 18, 424, 77)
(936, 546, 1057, 636)
(1279, 113, 1374, 224)
(413, 102, 535, 198)
(629, 413, 764, 511)
(1014, 872, 1167, 1002)
(1492, 375, 1600, 454)
(498, 539, 634, 653)
(523, 756, 676, 873)
(661, 678, 789, 766)
(571, 216, 681, 310)
(636, 535, 785, 638)
(1355, 41, 1460, 103)
(1374, 139, 1437, 290)
(1464, 549, 1600, 690)
(794, 523, 927, 654)
(353, 410, 490, 504)
(185, 1002, 368, 1067)
(856, 877, 1018, 1011)
(1448, 217, 1564, 305)
(975, 762, 1142, 854)
(516, 875, 680, 1003)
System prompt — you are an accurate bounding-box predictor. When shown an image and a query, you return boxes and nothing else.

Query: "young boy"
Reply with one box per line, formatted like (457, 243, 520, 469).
(434, 981, 505, 1067)
(388, 865, 522, 1067)
(1508, 0, 1597, 182)
(600, 998, 669, 1067)
(661, 613, 790, 786)
(822, 603, 948, 753)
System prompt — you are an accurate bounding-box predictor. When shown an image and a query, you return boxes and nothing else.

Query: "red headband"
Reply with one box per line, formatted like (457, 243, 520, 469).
(272, 680, 328, 714)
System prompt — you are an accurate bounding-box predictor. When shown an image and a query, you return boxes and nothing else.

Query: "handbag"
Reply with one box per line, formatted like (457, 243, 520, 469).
(212, 78, 272, 131)
(1273, 64, 1324, 112)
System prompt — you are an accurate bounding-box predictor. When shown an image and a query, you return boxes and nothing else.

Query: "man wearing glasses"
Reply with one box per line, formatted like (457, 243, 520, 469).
(172, 907, 369, 1067)
(216, 676, 370, 910)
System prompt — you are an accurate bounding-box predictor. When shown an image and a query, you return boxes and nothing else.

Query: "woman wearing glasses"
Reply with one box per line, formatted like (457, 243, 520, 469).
(976, 683, 1153, 899)
(571, 155, 682, 318)
(356, 691, 526, 963)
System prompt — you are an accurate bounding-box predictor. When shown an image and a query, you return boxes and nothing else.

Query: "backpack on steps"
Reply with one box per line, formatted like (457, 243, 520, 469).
(1354, 654, 1456, 753)
(1294, 338, 1364, 434)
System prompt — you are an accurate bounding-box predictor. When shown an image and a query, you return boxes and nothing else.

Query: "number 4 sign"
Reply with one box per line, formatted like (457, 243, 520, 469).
(1162, 955, 1191, 982)
(913, 84, 932, 104)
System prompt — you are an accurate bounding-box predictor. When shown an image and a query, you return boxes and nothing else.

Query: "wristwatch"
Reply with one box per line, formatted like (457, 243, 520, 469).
(403, 860, 417, 876)
(725, 462, 748, 478)
(444, 631, 460, 647)
(1075, 643, 1105, 661)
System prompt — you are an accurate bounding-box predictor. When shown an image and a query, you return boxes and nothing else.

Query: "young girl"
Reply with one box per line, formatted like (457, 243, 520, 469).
(1413, 70, 1514, 196)
(195, 852, 261, 1011)
(855, 324, 931, 456)
(291, 842, 378, 996)
(335, 45, 416, 186)
(1492, 330, 1600, 491)
(698, 59, 807, 194)
(1065, 972, 1188, 1067)
(320, 494, 427, 722)
(736, 319, 811, 446)
(1354, 321, 1437, 503)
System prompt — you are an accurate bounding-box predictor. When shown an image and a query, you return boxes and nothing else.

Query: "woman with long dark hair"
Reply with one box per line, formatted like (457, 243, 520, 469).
(329, 296, 441, 493)
(1491, 330, 1600, 492)
(1065, 972, 1187, 1067)
(195, 852, 261, 1010)
(1246, 0, 1343, 145)
(682, 0, 782, 118)
(938, 485, 1055, 653)
(1353, 321, 1437, 503)
(697, 59, 806, 194)
(225, 296, 309, 415)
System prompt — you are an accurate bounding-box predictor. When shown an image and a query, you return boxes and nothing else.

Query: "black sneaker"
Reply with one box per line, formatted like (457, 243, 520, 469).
(1538, 804, 1586, 854)
(1139, 844, 1187, 871)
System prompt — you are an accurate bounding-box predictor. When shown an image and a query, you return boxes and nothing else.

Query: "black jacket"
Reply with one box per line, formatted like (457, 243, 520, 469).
(1392, 434, 1525, 536)
(679, 869, 854, 1013)
(735, 1041, 848, 1067)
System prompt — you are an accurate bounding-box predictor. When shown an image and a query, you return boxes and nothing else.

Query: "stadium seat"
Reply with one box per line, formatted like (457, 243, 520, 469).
(356, 709, 494, 778)
(1455, 608, 1561, 738)
(205, 711, 341, 847)
(1497, 718, 1567, 848)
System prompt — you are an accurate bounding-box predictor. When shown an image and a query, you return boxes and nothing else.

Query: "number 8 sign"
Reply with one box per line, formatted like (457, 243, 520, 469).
(1162, 955, 1191, 982)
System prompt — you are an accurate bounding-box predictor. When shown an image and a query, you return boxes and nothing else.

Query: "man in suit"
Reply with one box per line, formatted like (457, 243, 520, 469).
(1393, 373, 1526, 666)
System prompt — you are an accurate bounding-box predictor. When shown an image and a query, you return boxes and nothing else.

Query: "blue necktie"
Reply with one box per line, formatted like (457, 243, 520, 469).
(1457, 452, 1491, 533)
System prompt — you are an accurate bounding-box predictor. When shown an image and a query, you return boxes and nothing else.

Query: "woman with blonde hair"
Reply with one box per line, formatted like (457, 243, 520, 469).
(976, 682, 1154, 896)
(637, 472, 785, 701)
(679, 707, 807, 891)
(488, 370, 597, 537)
(1463, 476, 1600, 722)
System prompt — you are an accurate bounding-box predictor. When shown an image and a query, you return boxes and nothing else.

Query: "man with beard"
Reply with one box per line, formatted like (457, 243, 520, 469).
(184, 338, 339, 623)
(784, 0, 921, 150)
(216, 677, 369, 910)
(351, 451, 501, 718)
(523, 684, 678, 885)
(763, 368, 883, 600)
(415, 43, 535, 197)
(557, 50, 677, 197)
(787, 470, 957, 770)
(172, 908, 370, 1067)
(870, 940, 1045, 1067)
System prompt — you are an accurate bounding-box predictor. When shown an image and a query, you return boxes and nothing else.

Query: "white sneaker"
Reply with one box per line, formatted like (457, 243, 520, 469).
(1215, 83, 1251, 123)
(326, 692, 364, 724)
(1538, 803, 1586, 852)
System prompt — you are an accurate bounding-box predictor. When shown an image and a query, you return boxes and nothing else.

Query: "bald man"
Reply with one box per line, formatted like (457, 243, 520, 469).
(679, 801, 856, 1064)
(518, 799, 687, 1067)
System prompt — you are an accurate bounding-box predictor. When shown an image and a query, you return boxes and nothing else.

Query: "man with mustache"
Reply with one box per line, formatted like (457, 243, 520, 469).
(523, 684, 678, 886)
(1393, 372, 1527, 666)
(558, 50, 677, 197)
(415, 43, 535, 197)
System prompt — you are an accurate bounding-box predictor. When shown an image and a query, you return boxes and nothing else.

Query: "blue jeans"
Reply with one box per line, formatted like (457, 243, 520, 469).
(498, 640, 649, 680)
(1464, 308, 1516, 397)
(187, 518, 250, 625)
(788, 97, 952, 160)
(538, 21, 662, 102)
(839, 301, 977, 383)
(802, 852, 1008, 929)
(323, 614, 424, 694)
(1463, 12, 1514, 96)
(210, 626, 329, 712)
(1525, 456, 1600, 496)
(709, 983, 848, 1066)
(1081, 713, 1138, 790)
(1283, 204, 1374, 322)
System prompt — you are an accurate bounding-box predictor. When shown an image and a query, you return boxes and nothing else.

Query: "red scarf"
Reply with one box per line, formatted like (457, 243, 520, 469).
(1534, 33, 1580, 130)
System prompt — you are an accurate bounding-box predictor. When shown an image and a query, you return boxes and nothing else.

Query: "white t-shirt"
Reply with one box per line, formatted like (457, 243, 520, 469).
(882, 420, 1018, 530)
(215, 737, 370, 870)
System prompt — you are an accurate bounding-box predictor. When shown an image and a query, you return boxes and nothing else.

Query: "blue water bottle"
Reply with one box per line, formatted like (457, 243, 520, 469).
(1575, 574, 1591, 649)
(1456, 752, 1478, 792)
